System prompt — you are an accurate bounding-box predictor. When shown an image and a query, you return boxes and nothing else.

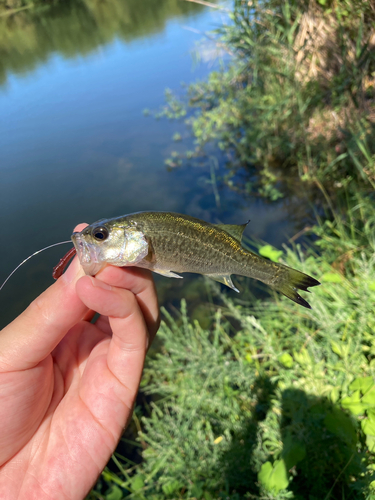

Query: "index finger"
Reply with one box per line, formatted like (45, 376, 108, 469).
(0, 256, 87, 371)
(0, 223, 89, 371)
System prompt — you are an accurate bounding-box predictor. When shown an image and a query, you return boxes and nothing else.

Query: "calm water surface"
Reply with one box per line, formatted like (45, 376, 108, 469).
(0, 0, 307, 328)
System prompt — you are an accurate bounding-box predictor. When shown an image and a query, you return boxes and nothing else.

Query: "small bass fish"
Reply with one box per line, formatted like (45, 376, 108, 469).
(71, 211, 320, 308)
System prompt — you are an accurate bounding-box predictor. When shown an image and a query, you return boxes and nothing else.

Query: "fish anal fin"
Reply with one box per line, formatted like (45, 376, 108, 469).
(206, 273, 239, 293)
(215, 221, 249, 243)
(153, 269, 183, 279)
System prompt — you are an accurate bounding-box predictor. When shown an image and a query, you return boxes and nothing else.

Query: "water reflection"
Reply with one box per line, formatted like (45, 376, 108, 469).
(0, 0, 204, 85)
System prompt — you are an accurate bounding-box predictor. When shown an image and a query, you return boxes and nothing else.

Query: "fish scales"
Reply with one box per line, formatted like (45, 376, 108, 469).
(131, 212, 280, 279)
(71, 211, 320, 308)
(129, 213, 251, 274)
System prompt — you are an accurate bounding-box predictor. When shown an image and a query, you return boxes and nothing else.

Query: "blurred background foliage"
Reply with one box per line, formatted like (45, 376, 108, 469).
(0, 0, 203, 85)
(159, 0, 375, 202)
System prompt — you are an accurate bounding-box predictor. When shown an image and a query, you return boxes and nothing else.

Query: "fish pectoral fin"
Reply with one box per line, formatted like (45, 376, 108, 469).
(153, 269, 183, 279)
(206, 273, 239, 293)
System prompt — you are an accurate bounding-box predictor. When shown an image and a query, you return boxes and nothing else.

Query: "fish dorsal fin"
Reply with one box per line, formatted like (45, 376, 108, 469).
(215, 221, 249, 243)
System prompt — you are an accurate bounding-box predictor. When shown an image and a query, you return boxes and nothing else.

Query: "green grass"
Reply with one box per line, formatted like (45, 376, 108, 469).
(87, 196, 375, 500)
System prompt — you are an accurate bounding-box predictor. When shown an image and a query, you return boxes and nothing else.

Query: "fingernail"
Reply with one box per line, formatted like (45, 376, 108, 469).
(62, 256, 84, 284)
(89, 276, 112, 291)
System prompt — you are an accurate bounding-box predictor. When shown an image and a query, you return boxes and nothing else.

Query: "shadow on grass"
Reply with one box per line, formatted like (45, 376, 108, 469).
(217, 380, 370, 500)
(217, 376, 277, 497)
(279, 388, 369, 500)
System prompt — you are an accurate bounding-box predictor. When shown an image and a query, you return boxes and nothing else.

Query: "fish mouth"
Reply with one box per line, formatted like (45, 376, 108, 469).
(71, 232, 105, 276)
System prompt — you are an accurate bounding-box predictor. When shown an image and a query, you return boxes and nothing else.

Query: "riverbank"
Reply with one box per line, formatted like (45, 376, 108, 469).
(128, 197, 375, 499)
(88, 0, 375, 498)
(161, 0, 375, 204)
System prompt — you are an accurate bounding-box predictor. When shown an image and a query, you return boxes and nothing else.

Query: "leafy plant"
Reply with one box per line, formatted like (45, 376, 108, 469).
(155, 0, 375, 202)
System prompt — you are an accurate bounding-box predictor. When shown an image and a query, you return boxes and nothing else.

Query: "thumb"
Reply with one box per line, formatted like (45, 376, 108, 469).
(0, 256, 88, 371)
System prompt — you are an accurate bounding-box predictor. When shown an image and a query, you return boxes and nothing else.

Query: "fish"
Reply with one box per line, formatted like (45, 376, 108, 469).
(70, 211, 320, 308)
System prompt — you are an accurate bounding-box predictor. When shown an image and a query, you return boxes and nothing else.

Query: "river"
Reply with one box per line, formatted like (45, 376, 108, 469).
(0, 0, 309, 329)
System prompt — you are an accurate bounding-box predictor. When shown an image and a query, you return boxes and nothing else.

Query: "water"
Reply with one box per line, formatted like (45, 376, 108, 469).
(0, 0, 309, 329)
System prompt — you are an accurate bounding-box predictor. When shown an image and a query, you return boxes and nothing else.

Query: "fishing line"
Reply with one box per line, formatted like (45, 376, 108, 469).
(0, 241, 72, 292)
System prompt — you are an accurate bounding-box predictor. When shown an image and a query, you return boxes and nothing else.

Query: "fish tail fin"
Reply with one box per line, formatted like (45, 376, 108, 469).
(272, 268, 320, 309)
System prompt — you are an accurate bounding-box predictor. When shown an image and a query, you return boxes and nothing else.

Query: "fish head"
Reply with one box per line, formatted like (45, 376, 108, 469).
(71, 219, 149, 276)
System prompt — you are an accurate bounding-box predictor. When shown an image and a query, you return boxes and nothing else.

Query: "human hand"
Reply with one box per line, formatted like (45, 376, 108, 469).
(0, 224, 159, 500)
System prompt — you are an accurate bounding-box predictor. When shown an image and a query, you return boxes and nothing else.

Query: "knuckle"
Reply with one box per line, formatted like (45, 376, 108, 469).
(117, 289, 138, 319)
(26, 294, 53, 326)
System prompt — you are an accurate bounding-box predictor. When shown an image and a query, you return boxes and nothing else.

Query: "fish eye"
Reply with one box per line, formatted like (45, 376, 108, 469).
(92, 226, 109, 241)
